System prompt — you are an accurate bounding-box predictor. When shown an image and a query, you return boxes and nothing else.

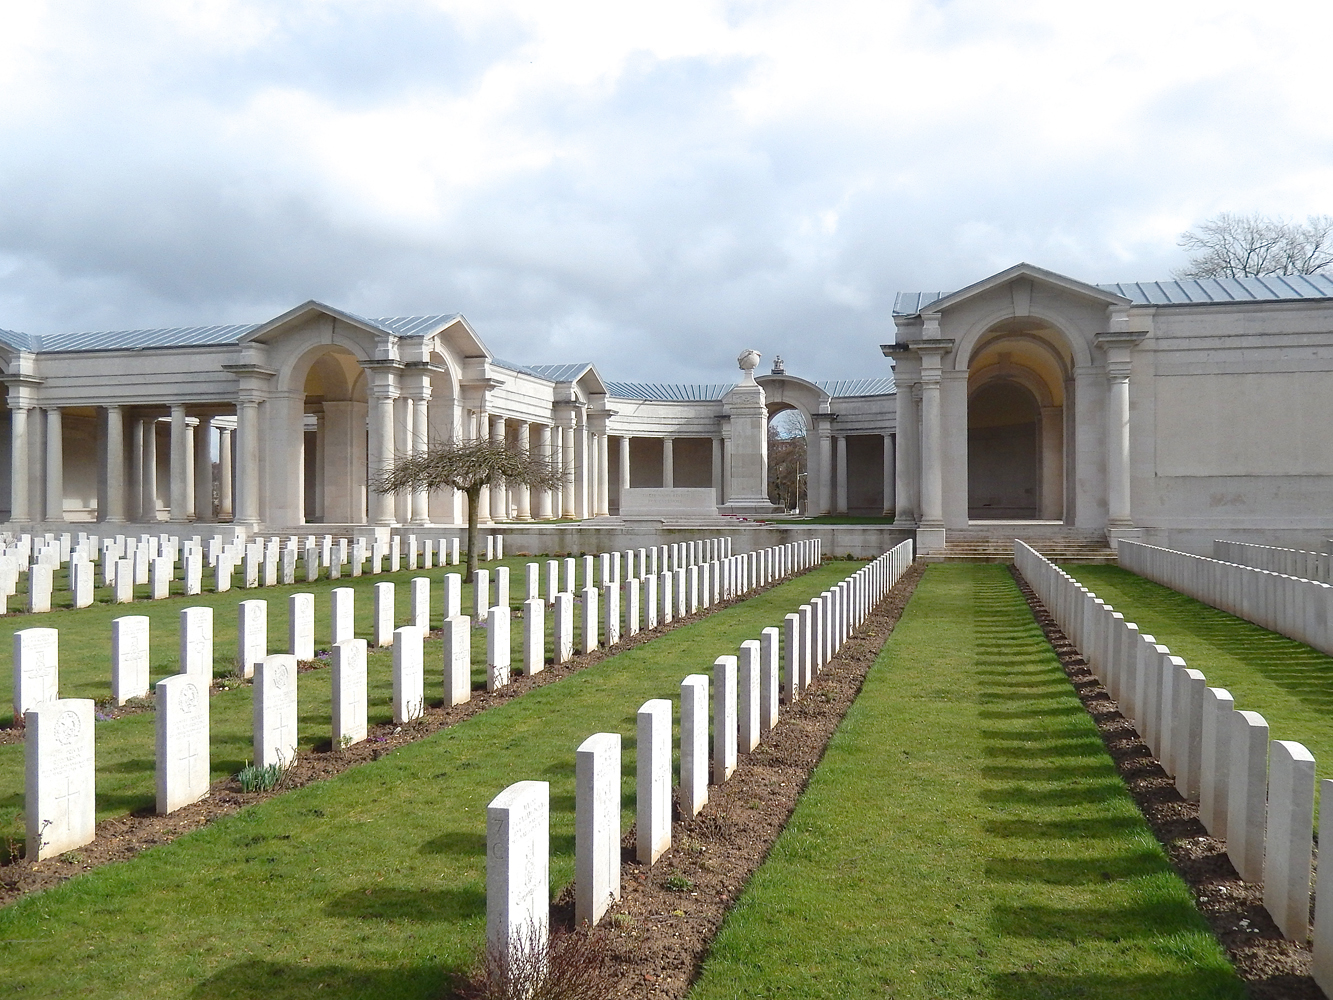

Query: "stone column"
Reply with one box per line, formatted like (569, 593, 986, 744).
(473, 410, 491, 523)
(313, 412, 326, 523)
(103, 405, 126, 523)
(573, 409, 588, 519)
(141, 417, 159, 522)
(516, 422, 532, 520)
(919, 370, 943, 528)
(619, 434, 631, 497)
(882, 433, 896, 516)
(410, 384, 430, 525)
(817, 422, 833, 515)
(8, 402, 30, 522)
(537, 424, 554, 519)
(1106, 370, 1131, 527)
(218, 427, 233, 521)
(170, 404, 189, 522)
(234, 402, 261, 526)
(711, 436, 723, 502)
(44, 407, 63, 522)
(193, 416, 213, 522)
(561, 420, 576, 518)
(894, 384, 918, 525)
(835, 434, 848, 514)
(394, 396, 411, 525)
(596, 427, 609, 516)
(663, 437, 674, 488)
(367, 381, 397, 526)
(490, 415, 507, 522)
(1039, 405, 1063, 521)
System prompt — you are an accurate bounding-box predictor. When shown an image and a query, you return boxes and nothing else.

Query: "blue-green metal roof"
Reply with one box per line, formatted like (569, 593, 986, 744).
(894, 273, 1333, 315)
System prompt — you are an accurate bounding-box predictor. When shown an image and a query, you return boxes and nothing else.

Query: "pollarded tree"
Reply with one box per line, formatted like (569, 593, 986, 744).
(1175, 212, 1333, 279)
(371, 439, 563, 582)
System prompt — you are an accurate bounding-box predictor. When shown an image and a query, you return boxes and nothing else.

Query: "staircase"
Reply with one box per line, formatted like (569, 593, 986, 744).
(929, 524, 1119, 564)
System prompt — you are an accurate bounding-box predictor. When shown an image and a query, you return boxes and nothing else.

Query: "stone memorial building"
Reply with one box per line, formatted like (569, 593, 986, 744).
(1, 261, 1330, 554)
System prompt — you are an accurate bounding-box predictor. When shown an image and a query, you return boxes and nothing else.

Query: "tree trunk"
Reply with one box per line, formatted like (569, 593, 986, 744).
(465, 486, 481, 583)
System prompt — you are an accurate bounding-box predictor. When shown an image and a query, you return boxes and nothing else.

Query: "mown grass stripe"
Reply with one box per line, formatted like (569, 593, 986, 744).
(687, 564, 1241, 1000)
(0, 560, 860, 1000)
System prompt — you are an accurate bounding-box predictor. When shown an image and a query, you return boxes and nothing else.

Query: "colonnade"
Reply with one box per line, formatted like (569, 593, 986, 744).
(6, 403, 237, 526)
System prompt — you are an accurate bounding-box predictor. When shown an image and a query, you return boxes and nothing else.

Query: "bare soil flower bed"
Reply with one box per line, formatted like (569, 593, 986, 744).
(1010, 564, 1323, 1000)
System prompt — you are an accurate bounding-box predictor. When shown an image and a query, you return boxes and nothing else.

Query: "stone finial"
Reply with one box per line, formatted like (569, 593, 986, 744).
(771, 355, 785, 375)
(737, 349, 761, 384)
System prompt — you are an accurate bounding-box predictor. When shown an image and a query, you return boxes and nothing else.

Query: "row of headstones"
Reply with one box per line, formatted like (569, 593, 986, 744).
(1213, 539, 1333, 587)
(1118, 539, 1333, 658)
(11, 531, 761, 722)
(484, 540, 916, 968)
(2, 527, 512, 613)
(1017, 540, 1333, 993)
(14, 535, 805, 863)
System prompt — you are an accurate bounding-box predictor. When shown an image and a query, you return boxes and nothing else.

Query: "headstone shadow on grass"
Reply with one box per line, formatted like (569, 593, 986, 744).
(188, 959, 457, 1000)
(323, 884, 486, 922)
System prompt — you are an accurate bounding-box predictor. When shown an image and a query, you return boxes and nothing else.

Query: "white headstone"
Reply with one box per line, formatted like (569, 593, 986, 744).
(474, 569, 490, 619)
(410, 577, 431, 631)
(525, 562, 540, 602)
(1264, 740, 1316, 942)
(330, 587, 355, 646)
(738, 640, 760, 754)
(111, 615, 150, 705)
(523, 598, 544, 675)
(1312, 779, 1333, 994)
(254, 654, 299, 768)
(155, 673, 210, 814)
(603, 583, 620, 647)
(392, 625, 425, 723)
(443, 616, 472, 706)
(637, 698, 672, 865)
(443, 572, 462, 620)
(374, 581, 395, 647)
(289, 592, 315, 661)
(13, 627, 59, 719)
(554, 592, 574, 664)
(680, 674, 709, 816)
(237, 599, 267, 679)
(713, 655, 738, 784)
(179, 607, 214, 685)
(332, 638, 368, 748)
(487, 606, 511, 691)
(575, 732, 622, 927)
(760, 626, 780, 733)
(71, 557, 94, 608)
(1226, 709, 1269, 882)
(486, 780, 549, 970)
(494, 566, 510, 610)
(581, 586, 599, 654)
(625, 578, 641, 637)
(27, 564, 53, 613)
(25, 698, 96, 860)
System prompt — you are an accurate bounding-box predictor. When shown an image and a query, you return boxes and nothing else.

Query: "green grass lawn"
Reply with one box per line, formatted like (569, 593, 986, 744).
(688, 564, 1242, 1000)
(1063, 564, 1333, 811)
(0, 560, 862, 999)
(0, 554, 652, 850)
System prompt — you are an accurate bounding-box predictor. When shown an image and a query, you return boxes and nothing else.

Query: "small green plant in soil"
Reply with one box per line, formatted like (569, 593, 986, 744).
(235, 759, 291, 793)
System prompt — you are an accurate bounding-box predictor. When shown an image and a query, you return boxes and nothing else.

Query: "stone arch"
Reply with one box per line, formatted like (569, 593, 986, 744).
(293, 343, 369, 525)
(757, 373, 828, 514)
(965, 321, 1072, 522)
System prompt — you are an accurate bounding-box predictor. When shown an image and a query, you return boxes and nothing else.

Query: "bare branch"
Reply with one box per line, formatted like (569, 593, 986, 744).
(1175, 212, 1333, 279)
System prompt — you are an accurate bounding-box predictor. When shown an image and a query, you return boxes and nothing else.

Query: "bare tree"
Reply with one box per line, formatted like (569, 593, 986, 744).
(1175, 212, 1333, 279)
(371, 439, 563, 582)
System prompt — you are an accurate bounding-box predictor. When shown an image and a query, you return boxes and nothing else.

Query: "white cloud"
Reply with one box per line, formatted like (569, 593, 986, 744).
(0, 0, 1330, 380)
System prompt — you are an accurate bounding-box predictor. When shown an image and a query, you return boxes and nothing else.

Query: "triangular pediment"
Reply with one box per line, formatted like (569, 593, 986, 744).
(904, 263, 1132, 318)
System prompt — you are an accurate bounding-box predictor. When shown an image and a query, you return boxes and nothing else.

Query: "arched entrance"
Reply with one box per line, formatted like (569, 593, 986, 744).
(968, 380, 1038, 519)
(966, 324, 1070, 522)
(766, 405, 807, 513)
(300, 347, 367, 524)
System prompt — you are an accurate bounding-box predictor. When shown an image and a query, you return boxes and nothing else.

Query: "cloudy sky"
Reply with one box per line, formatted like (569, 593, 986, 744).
(1, 0, 1329, 382)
